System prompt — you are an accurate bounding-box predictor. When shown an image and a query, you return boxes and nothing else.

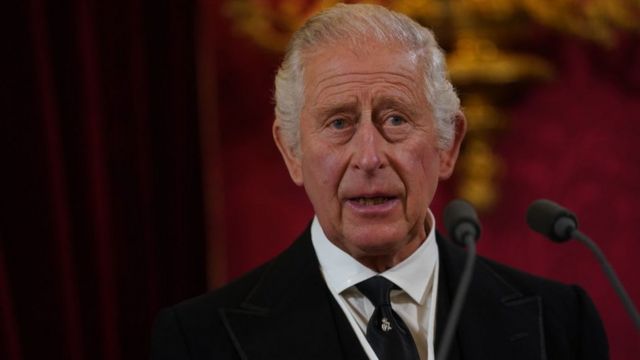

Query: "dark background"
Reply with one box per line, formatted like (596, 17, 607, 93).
(2, 0, 639, 359)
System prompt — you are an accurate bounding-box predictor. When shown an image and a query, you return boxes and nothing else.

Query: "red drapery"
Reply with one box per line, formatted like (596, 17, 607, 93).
(3, 0, 212, 358)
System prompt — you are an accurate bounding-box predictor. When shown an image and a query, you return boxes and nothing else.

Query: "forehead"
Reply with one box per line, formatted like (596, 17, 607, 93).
(301, 41, 424, 105)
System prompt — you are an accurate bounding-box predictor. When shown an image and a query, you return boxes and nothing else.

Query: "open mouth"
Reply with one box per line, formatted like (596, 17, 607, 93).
(350, 196, 396, 206)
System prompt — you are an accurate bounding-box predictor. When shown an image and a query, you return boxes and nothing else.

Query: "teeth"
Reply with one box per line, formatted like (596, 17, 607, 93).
(355, 197, 390, 205)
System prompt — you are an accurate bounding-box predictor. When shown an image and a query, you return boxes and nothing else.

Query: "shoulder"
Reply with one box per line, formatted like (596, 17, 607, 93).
(476, 256, 598, 324)
(438, 233, 596, 307)
(437, 236, 608, 358)
(172, 260, 273, 318)
(158, 224, 315, 327)
(151, 227, 316, 359)
(150, 261, 274, 360)
(478, 256, 579, 299)
(475, 255, 609, 359)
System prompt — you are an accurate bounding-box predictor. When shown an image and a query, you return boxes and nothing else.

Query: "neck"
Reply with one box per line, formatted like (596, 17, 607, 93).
(355, 236, 425, 272)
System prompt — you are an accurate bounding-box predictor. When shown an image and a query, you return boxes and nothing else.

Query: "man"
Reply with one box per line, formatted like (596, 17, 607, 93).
(151, 4, 608, 359)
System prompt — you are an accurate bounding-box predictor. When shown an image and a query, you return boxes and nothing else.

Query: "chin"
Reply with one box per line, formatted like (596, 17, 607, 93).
(344, 227, 410, 257)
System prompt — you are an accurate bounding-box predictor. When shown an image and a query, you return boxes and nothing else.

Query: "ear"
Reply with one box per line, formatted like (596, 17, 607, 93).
(273, 121, 304, 186)
(438, 111, 467, 180)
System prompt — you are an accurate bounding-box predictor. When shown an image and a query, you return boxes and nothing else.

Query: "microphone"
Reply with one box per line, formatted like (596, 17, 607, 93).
(444, 199, 481, 246)
(527, 199, 640, 330)
(526, 199, 578, 242)
(437, 199, 481, 360)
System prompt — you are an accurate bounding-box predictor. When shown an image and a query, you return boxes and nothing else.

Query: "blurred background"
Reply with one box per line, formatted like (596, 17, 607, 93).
(2, 0, 639, 359)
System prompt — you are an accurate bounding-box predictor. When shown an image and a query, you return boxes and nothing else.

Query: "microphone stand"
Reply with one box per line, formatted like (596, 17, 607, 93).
(530, 199, 640, 330)
(436, 232, 477, 360)
(571, 229, 640, 329)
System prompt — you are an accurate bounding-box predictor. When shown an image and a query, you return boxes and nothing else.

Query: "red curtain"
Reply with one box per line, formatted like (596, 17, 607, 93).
(2, 0, 212, 358)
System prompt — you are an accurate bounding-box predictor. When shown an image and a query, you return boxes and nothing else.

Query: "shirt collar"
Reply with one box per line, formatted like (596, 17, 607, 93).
(311, 210, 439, 305)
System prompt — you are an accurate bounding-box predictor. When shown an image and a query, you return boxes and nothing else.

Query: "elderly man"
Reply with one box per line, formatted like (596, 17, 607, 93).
(151, 4, 608, 360)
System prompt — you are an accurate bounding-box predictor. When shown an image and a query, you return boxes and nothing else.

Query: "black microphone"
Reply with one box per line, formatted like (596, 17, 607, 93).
(437, 199, 481, 360)
(444, 199, 481, 246)
(526, 199, 578, 242)
(527, 199, 640, 330)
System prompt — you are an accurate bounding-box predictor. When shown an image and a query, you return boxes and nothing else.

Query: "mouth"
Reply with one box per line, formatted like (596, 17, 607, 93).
(345, 194, 400, 216)
(350, 196, 396, 206)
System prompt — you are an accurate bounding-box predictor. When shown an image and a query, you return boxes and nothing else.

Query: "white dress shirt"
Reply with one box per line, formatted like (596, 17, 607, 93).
(311, 211, 440, 360)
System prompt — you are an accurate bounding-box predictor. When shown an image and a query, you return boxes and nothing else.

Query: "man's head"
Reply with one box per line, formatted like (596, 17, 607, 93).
(273, 4, 466, 270)
(274, 3, 460, 154)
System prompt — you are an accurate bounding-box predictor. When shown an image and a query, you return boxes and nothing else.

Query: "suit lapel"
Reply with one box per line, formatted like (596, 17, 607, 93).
(435, 234, 546, 360)
(219, 228, 366, 360)
(220, 228, 547, 359)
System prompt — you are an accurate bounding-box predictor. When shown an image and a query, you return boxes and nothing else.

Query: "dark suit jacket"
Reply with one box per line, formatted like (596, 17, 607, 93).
(151, 227, 608, 359)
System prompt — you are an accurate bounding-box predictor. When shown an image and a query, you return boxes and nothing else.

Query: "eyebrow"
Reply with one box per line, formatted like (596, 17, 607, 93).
(314, 99, 360, 119)
(372, 97, 419, 117)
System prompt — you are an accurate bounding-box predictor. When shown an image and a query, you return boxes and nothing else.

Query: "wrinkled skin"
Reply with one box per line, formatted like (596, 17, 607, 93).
(274, 41, 466, 271)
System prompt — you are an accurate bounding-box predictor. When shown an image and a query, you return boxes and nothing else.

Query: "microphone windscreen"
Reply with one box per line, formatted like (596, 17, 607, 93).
(526, 199, 578, 242)
(444, 199, 481, 244)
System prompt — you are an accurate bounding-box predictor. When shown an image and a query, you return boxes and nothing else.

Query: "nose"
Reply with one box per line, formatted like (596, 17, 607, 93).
(351, 118, 386, 173)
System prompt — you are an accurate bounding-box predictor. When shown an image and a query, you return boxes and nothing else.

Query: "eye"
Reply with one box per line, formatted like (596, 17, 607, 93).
(386, 115, 407, 126)
(329, 118, 349, 130)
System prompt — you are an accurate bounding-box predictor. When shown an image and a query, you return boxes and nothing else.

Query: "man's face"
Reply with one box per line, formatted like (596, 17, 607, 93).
(275, 41, 464, 267)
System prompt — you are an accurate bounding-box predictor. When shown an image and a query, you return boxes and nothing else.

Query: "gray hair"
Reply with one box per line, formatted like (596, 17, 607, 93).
(274, 3, 460, 153)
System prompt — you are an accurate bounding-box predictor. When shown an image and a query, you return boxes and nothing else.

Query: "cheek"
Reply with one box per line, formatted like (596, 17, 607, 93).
(303, 146, 346, 192)
(402, 144, 441, 197)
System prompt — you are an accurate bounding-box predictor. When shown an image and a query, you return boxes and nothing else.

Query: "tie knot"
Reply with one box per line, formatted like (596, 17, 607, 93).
(356, 276, 396, 307)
